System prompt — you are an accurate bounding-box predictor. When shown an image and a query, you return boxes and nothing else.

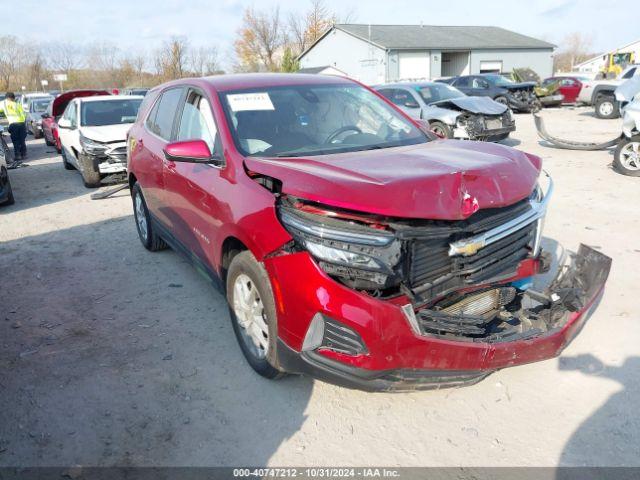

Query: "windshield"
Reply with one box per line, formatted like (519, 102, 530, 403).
(418, 83, 465, 104)
(31, 99, 51, 113)
(80, 99, 142, 127)
(220, 83, 428, 157)
(484, 75, 514, 87)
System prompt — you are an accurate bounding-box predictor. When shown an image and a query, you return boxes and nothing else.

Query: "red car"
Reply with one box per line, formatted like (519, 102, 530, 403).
(42, 89, 110, 153)
(127, 74, 611, 391)
(542, 76, 590, 104)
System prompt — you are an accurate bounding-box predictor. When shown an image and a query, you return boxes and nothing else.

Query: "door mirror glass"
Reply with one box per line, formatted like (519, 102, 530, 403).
(404, 100, 420, 108)
(58, 117, 72, 129)
(163, 139, 213, 163)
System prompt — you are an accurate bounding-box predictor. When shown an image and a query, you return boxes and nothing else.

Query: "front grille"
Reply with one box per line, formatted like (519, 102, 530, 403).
(107, 146, 127, 162)
(405, 202, 536, 299)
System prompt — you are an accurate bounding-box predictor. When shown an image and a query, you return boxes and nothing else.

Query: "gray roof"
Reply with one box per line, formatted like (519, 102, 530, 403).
(334, 24, 556, 50)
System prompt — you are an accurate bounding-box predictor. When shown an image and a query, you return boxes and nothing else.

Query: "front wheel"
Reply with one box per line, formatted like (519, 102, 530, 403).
(494, 96, 509, 107)
(78, 153, 101, 188)
(613, 136, 640, 176)
(226, 251, 284, 379)
(429, 121, 453, 139)
(594, 95, 619, 119)
(61, 148, 74, 170)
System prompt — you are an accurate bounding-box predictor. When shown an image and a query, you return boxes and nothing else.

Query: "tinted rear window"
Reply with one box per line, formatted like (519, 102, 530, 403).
(146, 88, 183, 140)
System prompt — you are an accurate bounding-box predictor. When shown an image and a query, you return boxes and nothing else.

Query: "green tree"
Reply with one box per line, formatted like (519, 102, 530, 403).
(281, 47, 299, 72)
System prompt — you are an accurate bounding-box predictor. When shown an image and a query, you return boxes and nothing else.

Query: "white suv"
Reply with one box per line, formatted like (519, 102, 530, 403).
(57, 95, 143, 187)
(577, 65, 640, 119)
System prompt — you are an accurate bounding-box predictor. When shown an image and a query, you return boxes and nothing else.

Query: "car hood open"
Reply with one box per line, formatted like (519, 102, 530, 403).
(245, 140, 541, 220)
(81, 123, 132, 143)
(431, 96, 508, 115)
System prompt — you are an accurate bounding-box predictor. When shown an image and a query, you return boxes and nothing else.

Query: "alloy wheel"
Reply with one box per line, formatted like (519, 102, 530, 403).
(134, 194, 148, 242)
(620, 142, 640, 171)
(232, 273, 269, 359)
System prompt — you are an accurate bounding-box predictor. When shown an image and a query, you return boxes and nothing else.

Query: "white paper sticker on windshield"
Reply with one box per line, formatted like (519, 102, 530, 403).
(227, 92, 274, 112)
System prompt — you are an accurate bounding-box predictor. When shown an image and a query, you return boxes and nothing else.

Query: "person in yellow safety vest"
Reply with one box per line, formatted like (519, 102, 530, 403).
(0, 92, 28, 161)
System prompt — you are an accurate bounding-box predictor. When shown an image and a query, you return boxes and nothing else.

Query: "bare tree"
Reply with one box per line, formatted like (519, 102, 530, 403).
(288, 0, 350, 57)
(553, 32, 595, 72)
(0, 36, 25, 90)
(154, 36, 189, 80)
(46, 41, 83, 74)
(234, 7, 286, 72)
(190, 46, 220, 76)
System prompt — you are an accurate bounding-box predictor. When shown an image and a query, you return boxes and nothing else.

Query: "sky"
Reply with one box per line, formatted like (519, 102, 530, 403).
(7, 0, 638, 69)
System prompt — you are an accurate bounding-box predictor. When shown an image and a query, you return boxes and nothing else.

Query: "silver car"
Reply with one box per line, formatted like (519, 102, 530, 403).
(375, 82, 515, 142)
(25, 95, 54, 139)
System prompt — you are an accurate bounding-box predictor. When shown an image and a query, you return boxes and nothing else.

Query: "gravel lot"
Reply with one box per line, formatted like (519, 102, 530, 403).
(1, 107, 639, 467)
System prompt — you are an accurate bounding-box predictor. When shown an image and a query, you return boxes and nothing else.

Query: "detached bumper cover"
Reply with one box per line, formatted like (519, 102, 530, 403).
(269, 244, 611, 391)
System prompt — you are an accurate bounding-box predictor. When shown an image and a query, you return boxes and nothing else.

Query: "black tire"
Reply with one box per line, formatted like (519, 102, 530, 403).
(77, 153, 101, 188)
(0, 167, 14, 206)
(594, 94, 619, 119)
(613, 136, 640, 177)
(61, 148, 75, 170)
(429, 121, 453, 139)
(132, 182, 167, 251)
(226, 251, 284, 379)
(494, 96, 509, 107)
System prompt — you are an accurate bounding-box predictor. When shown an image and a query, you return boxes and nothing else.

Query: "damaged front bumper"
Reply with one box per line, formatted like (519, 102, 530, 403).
(267, 244, 611, 391)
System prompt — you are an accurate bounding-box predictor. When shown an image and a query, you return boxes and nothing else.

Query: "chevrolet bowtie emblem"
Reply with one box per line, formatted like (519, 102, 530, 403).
(448, 238, 487, 257)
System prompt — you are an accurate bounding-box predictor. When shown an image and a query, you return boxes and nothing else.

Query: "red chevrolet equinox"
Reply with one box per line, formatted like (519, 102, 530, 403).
(127, 74, 611, 391)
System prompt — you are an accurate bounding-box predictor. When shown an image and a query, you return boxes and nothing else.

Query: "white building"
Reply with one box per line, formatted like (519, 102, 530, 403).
(575, 38, 640, 75)
(298, 24, 555, 85)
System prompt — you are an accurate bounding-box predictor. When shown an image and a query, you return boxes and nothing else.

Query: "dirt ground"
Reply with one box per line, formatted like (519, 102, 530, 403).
(1, 107, 639, 467)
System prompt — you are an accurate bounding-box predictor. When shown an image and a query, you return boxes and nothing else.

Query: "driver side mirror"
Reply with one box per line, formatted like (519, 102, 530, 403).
(404, 100, 420, 109)
(163, 139, 223, 166)
(58, 117, 74, 129)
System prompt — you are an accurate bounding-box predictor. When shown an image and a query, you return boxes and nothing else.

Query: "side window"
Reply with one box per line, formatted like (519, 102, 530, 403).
(64, 101, 78, 127)
(177, 90, 219, 154)
(622, 67, 636, 79)
(454, 77, 470, 88)
(377, 89, 395, 101)
(146, 88, 183, 140)
(472, 78, 489, 89)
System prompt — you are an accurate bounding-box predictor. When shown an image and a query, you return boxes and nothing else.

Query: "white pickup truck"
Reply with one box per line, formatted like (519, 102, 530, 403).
(578, 65, 640, 119)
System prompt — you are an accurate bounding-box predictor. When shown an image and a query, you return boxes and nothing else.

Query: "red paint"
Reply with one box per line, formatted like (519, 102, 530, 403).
(127, 74, 604, 384)
(544, 77, 583, 104)
(164, 139, 212, 160)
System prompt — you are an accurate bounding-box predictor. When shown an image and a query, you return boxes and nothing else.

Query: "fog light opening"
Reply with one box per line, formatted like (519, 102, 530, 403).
(302, 313, 325, 352)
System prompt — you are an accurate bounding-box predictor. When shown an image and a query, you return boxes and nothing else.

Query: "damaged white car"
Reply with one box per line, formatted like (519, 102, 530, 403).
(376, 82, 515, 142)
(57, 95, 143, 188)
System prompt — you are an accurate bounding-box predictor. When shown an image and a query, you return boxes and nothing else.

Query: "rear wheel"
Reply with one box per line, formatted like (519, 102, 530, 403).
(429, 121, 452, 139)
(595, 94, 619, 119)
(132, 182, 167, 251)
(613, 136, 640, 176)
(226, 251, 284, 379)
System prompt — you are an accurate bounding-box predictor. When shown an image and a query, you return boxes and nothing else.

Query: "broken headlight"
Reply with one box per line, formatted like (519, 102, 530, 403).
(80, 134, 108, 156)
(278, 206, 402, 289)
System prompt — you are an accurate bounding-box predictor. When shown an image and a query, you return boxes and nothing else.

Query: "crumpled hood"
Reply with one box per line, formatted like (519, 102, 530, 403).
(503, 81, 536, 91)
(81, 124, 132, 143)
(245, 141, 541, 220)
(432, 96, 508, 115)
